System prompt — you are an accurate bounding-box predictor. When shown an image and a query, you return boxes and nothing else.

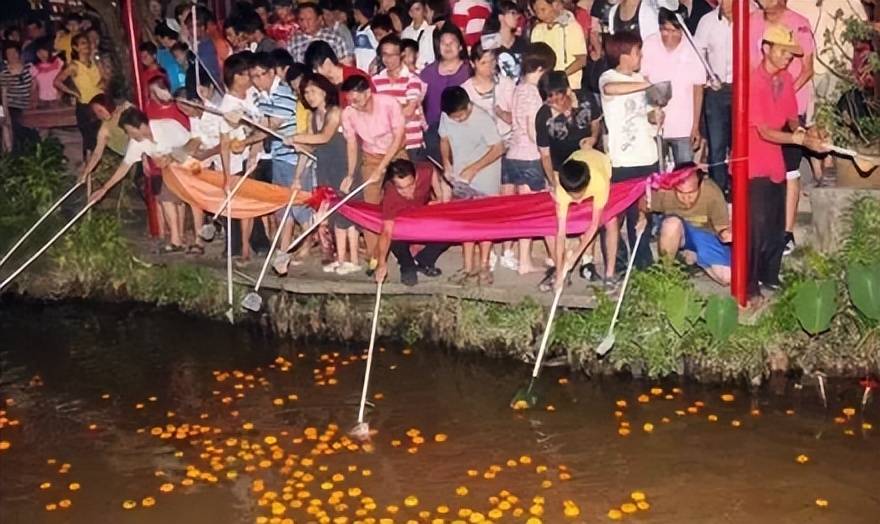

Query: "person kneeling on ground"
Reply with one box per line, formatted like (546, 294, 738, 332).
(650, 165, 731, 285)
(374, 159, 448, 286)
(549, 146, 611, 291)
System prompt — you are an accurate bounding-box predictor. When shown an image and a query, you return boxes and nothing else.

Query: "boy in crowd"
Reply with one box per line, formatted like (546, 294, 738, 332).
(551, 146, 612, 290)
(340, 74, 407, 271)
(599, 31, 660, 284)
(651, 166, 731, 285)
(89, 108, 191, 252)
(54, 13, 82, 62)
(400, 0, 435, 69)
(353, 0, 379, 72)
(373, 35, 427, 160)
(234, 10, 278, 53)
(374, 159, 448, 286)
(156, 24, 187, 92)
(439, 86, 504, 285)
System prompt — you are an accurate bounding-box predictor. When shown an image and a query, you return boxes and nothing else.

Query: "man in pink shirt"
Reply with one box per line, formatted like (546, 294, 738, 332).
(341, 74, 407, 271)
(372, 34, 427, 159)
(747, 24, 826, 303)
(641, 7, 706, 165)
(750, 0, 815, 254)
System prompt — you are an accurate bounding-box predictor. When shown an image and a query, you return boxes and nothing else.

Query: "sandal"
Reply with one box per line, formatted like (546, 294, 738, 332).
(161, 244, 186, 254)
(186, 244, 205, 255)
(448, 269, 477, 286)
(478, 268, 494, 287)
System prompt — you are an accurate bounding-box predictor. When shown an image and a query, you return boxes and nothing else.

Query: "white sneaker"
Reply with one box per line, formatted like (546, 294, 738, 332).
(272, 252, 291, 275)
(323, 261, 340, 273)
(499, 250, 518, 271)
(335, 261, 362, 275)
(489, 250, 498, 271)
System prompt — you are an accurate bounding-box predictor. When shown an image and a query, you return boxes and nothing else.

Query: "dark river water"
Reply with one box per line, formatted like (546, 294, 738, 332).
(0, 301, 878, 524)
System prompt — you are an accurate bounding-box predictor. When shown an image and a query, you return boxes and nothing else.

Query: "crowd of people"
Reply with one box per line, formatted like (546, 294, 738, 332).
(0, 0, 872, 305)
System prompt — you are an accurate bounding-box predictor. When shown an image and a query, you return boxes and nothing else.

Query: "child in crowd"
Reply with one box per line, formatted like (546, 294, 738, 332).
(352, 0, 378, 72)
(30, 39, 64, 106)
(502, 43, 556, 275)
(155, 24, 186, 92)
(439, 86, 504, 286)
(400, 38, 420, 73)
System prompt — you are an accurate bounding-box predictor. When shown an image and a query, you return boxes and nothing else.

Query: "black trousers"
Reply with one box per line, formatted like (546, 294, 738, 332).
(748, 177, 785, 296)
(390, 241, 448, 272)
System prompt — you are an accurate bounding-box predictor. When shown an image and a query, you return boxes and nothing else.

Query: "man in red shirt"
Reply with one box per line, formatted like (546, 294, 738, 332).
(374, 159, 448, 286)
(747, 24, 827, 302)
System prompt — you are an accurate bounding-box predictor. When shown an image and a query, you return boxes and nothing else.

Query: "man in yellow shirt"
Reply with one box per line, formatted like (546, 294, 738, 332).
(550, 146, 611, 290)
(54, 14, 82, 62)
(529, 0, 588, 91)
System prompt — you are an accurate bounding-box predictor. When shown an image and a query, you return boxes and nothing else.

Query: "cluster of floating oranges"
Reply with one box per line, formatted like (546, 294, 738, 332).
(0, 398, 20, 452)
(36, 459, 79, 511)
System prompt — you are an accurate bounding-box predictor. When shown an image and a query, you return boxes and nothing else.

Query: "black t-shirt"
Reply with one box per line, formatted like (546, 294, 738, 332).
(535, 95, 603, 171)
(498, 36, 528, 80)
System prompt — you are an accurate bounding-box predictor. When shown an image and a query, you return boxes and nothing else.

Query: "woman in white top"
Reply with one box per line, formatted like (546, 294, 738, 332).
(461, 44, 515, 144)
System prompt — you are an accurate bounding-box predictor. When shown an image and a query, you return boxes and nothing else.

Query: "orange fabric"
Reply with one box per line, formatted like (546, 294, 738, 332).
(163, 163, 310, 219)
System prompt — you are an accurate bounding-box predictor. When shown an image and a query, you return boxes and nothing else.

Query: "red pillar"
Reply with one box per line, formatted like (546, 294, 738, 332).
(730, 0, 750, 305)
(122, 0, 159, 238)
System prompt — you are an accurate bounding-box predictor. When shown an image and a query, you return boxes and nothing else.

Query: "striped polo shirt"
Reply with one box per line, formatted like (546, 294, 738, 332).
(0, 65, 33, 110)
(372, 66, 426, 150)
(255, 77, 298, 166)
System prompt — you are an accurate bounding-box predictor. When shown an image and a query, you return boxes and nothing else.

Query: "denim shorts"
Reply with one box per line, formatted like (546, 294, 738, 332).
(502, 158, 546, 191)
(271, 159, 296, 187)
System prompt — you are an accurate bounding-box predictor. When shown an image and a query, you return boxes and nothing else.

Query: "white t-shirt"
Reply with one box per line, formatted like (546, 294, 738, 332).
(400, 21, 435, 69)
(598, 69, 658, 168)
(189, 112, 222, 168)
(219, 92, 262, 174)
(353, 25, 378, 73)
(122, 119, 191, 166)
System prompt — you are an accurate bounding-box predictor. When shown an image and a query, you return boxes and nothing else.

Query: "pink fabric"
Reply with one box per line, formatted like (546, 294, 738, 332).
(342, 93, 406, 155)
(640, 33, 706, 139)
(333, 176, 651, 242)
(749, 10, 815, 114)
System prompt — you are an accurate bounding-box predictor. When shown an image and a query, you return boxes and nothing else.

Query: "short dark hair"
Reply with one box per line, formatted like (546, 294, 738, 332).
(354, 0, 376, 19)
(71, 32, 90, 48)
(298, 2, 323, 16)
(468, 42, 495, 63)
(34, 36, 54, 55)
(537, 70, 569, 101)
(435, 23, 468, 62)
(304, 40, 339, 71)
(657, 7, 684, 29)
(323, 0, 350, 12)
(64, 13, 83, 24)
(271, 48, 294, 69)
(138, 41, 158, 56)
(604, 31, 642, 69)
(25, 17, 45, 30)
(522, 42, 556, 75)
(253, 0, 272, 11)
(299, 72, 340, 110)
(119, 107, 149, 130)
(378, 34, 402, 54)
(234, 11, 265, 34)
(385, 158, 416, 184)
(440, 86, 470, 115)
(223, 52, 252, 88)
(184, 6, 213, 28)
(498, 1, 522, 14)
(155, 23, 179, 40)
(401, 38, 419, 55)
(370, 13, 394, 33)
(88, 93, 116, 114)
(286, 62, 309, 84)
(249, 51, 275, 71)
(340, 74, 371, 93)
(559, 159, 591, 194)
(2, 41, 22, 56)
(171, 41, 189, 54)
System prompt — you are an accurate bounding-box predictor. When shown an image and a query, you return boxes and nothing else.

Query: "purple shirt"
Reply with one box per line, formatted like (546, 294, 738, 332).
(419, 61, 471, 126)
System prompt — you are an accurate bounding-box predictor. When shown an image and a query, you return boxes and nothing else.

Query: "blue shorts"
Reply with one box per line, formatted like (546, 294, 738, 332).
(271, 159, 296, 187)
(502, 158, 546, 191)
(273, 159, 315, 224)
(679, 219, 730, 268)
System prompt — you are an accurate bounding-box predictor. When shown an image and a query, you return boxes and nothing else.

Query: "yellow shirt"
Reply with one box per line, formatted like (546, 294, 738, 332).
(71, 60, 104, 104)
(530, 14, 588, 89)
(296, 99, 310, 137)
(555, 148, 612, 223)
(54, 32, 72, 62)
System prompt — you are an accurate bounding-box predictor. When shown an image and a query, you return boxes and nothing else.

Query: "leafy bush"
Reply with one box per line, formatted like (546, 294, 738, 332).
(0, 138, 66, 224)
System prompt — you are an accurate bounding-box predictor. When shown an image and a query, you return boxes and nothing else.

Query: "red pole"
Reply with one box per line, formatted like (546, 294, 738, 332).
(122, 0, 159, 238)
(730, 0, 749, 306)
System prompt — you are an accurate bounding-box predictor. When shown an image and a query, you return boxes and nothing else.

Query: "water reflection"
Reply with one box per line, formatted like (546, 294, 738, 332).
(0, 301, 878, 523)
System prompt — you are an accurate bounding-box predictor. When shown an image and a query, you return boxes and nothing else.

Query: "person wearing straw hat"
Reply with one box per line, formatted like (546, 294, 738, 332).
(747, 23, 828, 304)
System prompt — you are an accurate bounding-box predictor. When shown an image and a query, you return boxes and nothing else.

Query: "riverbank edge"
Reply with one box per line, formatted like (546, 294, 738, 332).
(5, 255, 877, 385)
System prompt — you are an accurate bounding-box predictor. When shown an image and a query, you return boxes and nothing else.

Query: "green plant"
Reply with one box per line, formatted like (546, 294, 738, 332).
(54, 213, 135, 290)
(0, 138, 66, 224)
(705, 296, 738, 342)
(794, 280, 838, 335)
(841, 196, 880, 266)
(815, 12, 879, 149)
(847, 263, 880, 320)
